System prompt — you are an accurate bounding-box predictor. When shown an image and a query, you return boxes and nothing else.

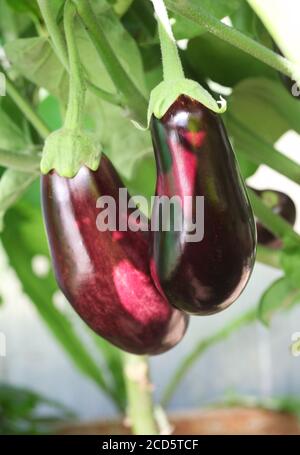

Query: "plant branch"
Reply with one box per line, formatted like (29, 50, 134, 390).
(165, 0, 298, 82)
(73, 0, 148, 124)
(3, 73, 50, 140)
(162, 307, 257, 407)
(123, 354, 158, 435)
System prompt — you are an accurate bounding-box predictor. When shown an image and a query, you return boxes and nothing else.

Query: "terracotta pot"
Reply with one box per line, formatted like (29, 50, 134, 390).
(57, 407, 300, 435)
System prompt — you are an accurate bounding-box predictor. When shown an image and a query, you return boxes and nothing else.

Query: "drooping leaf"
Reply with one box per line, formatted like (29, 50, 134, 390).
(258, 277, 300, 326)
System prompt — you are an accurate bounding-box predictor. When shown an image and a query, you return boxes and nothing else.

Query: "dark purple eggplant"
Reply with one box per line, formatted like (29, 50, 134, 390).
(250, 187, 296, 248)
(41, 154, 188, 355)
(150, 95, 256, 315)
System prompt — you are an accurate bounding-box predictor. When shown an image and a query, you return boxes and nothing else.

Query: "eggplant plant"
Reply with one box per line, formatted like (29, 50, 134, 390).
(0, 0, 300, 435)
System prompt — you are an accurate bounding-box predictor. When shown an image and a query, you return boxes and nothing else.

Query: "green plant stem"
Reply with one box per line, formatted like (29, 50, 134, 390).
(37, 0, 68, 68)
(151, 0, 184, 81)
(123, 354, 158, 435)
(3, 75, 50, 140)
(0, 149, 40, 172)
(63, 1, 85, 130)
(165, 0, 298, 82)
(162, 308, 257, 407)
(247, 188, 300, 243)
(256, 245, 281, 269)
(228, 116, 300, 184)
(73, 0, 148, 124)
(38, 0, 122, 107)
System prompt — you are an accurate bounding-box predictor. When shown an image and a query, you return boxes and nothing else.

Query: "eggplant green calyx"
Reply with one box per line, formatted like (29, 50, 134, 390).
(40, 129, 101, 178)
(147, 79, 226, 126)
(147, 0, 226, 127)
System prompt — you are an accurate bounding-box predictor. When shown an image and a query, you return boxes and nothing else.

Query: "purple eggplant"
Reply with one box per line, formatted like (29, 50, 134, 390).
(150, 95, 256, 315)
(41, 154, 188, 355)
(251, 187, 296, 248)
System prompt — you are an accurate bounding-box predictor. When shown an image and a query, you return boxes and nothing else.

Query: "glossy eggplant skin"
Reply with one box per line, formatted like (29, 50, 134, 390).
(41, 154, 188, 355)
(252, 188, 296, 249)
(150, 95, 256, 315)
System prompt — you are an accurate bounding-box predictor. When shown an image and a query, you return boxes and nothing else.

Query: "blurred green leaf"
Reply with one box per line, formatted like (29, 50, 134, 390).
(186, 34, 275, 87)
(236, 154, 258, 180)
(0, 108, 29, 151)
(5, 37, 69, 100)
(0, 169, 37, 230)
(6, 0, 40, 16)
(227, 78, 300, 145)
(122, 0, 156, 46)
(0, 382, 74, 435)
(258, 277, 300, 326)
(123, 150, 156, 212)
(171, 0, 244, 40)
(1, 202, 122, 409)
(37, 95, 62, 131)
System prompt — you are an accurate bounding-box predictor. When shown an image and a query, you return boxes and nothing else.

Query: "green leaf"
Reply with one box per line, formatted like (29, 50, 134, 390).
(0, 202, 120, 407)
(112, 0, 134, 16)
(0, 169, 37, 230)
(186, 34, 276, 87)
(124, 150, 156, 206)
(5, 37, 69, 100)
(37, 95, 63, 131)
(6, 0, 41, 17)
(85, 94, 153, 182)
(258, 277, 300, 326)
(86, 0, 147, 96)
(171, 0, 244, 40)
(0, 382, 74, 435)
(227, 77, 300, 144)
(0, 108, 29, 151)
